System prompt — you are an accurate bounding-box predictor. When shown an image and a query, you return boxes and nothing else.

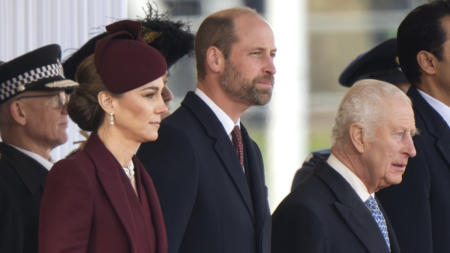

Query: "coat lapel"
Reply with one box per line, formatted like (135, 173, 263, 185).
(134, 157, 168, 253)
(378, 197, 401, 253)
(181, 92, 255, 220)
(408, 86, 450, 167)
(314, 160, 390, 253)
(83, 133, 138, 252)
(241, 125, 270, 233)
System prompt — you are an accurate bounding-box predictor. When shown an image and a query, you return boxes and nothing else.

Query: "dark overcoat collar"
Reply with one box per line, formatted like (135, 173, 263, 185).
(83, 132, 167, 253)
(314, 159, 400, 253)
(408, 86, 450, 167)
(0, 143, 48, 194)
(181, 91, 256, 221)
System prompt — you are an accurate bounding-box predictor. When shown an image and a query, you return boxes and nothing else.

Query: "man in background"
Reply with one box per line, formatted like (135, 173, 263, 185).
(376, 1, 450, 252)
(0, 44, 78, 253)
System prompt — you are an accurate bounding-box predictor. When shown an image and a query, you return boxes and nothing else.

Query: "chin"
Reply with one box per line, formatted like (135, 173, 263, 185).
(140, 133, 158, 143)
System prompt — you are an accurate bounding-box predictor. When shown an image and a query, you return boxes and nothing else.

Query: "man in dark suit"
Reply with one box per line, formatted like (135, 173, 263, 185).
(137, 7, 276, 253)
(376, 2, 450, 252)
(272, 79, 417, 253)
(291, 38, 411, 190)
(0, 45, 78, 253)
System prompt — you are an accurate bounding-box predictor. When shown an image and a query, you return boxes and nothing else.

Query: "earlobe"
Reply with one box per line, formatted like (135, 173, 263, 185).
(206, 46, 224, 74)
(417, 51, 437, 75)
(350, 123, 365, 153)
(10, 101, 27, 126)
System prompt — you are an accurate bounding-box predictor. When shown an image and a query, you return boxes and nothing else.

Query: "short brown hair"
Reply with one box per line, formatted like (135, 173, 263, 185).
(195, 7, 259, 80)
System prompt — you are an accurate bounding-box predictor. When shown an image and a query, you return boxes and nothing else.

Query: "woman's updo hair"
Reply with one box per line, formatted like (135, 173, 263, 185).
(68, 54, 114, 132)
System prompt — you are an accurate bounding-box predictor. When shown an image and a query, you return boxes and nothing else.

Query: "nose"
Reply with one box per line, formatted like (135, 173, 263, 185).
(162, 86, 174, 106)
(404, 134, 417, 158)
(264, 55, 276, 76)
(156, 94, 169, 116)
(61, 106, 68, 115)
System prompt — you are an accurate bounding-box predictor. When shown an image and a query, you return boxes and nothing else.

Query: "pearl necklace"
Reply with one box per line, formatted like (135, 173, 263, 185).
(122, 161, 135, 183)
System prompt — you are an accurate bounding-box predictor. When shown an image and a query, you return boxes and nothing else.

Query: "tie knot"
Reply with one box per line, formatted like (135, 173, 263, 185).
(365, 196, 378, 211)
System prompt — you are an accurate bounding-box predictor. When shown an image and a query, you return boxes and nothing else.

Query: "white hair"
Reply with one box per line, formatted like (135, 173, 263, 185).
(331, 79, 411, 149)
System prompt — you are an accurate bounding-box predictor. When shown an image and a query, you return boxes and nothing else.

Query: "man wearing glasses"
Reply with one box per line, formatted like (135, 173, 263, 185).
(0, 44, 78, 253)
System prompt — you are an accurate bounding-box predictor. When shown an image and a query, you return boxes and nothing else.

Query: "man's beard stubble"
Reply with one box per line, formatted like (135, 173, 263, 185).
(219, 59, 274, 106)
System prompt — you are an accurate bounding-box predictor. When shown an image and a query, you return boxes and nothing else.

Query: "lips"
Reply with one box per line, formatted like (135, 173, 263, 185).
(391, 163, 406, 170)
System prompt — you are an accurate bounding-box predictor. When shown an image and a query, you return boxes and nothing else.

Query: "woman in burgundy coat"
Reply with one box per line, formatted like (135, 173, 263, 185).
(39, 20, 168, 253)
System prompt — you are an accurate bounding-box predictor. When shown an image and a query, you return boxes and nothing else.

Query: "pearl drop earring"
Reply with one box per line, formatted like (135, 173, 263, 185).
(110, 112, 114, 125)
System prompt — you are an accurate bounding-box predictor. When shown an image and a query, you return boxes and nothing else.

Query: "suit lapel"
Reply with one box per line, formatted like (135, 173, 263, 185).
(83, 133, 138, 252)
(314, 160, 390, 253)
(241, 125, 269, 230)
(378, 197, 401, 253)
(181, 92, 255, 220)
(408, 87, 450, 167)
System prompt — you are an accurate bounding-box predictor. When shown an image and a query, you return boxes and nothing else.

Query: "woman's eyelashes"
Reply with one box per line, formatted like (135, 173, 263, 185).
(145, 92, 156, 99)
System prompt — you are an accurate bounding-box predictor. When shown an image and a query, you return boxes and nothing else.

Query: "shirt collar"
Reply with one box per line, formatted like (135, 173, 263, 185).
(195, 88, 240, 137)
(418, 89, 450, 128)
(327, 153, 373, 202)
(6, 143, 54, 170)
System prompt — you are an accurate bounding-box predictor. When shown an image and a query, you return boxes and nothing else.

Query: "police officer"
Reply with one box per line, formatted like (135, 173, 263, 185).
(0, 44, 78, 253)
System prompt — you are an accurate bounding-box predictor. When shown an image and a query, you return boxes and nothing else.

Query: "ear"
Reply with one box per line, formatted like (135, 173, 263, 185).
(349, 123, 365, 153)
(97, 91, 115, 113)
(417, 51, 438, 75)
(205, 46, 225, 74)
(9, 101, 27, 126)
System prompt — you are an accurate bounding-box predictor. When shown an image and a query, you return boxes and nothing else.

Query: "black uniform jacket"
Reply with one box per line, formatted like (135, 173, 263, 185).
(0, 143, 48, 253)
(272, 159, 401, 253)
(137, 91, 271, 253)
(377, 86, 450, 252)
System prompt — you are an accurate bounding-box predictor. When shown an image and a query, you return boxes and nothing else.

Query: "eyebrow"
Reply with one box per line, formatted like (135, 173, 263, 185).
(250, 47, 277, 52)
(140, 86, 159, 91)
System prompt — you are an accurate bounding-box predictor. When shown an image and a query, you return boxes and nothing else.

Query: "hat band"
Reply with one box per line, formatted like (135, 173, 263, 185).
(0, 63, 64, 100)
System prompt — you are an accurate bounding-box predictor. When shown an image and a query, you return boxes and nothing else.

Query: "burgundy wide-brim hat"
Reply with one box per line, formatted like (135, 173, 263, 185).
(95, 20, 167, 94)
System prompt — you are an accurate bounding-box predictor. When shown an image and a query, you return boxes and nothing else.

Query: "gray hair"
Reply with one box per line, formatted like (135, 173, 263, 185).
(332, 79, 411, 149)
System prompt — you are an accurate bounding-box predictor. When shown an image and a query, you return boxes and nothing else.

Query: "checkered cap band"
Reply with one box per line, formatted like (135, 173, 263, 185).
(0, 63, 63, 100)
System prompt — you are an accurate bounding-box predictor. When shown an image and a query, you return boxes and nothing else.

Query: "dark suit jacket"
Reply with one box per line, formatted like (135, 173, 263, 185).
(0, 143, 48, 253)
(272, 159, 401, 253)
(39, 133, 167, 253)
(137, 91, 271, 253)
(377, 86, 450, 252)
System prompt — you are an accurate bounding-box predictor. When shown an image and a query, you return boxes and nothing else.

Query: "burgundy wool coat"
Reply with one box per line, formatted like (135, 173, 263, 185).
(38, 132, 167, 253)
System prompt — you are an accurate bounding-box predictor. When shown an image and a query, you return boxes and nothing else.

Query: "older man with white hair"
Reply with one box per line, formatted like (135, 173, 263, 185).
(271, 79, 417, 253)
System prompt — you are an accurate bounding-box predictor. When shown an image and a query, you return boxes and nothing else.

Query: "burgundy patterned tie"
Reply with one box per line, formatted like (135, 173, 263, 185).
(231, 125, 244, 168)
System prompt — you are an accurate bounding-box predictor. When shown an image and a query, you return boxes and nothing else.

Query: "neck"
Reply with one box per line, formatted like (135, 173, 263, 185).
(417, 76, 450, 107)
(197, 80, 250, 123)
(1, 127, 53, 160)
(97, 124, 139, 167)
(330, 145, 374, 194)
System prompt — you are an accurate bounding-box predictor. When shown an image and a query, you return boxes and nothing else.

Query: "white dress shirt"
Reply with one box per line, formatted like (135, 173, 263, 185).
(7, 143, 54, 170)
(418, 89, 450, 128)
(195, 88, 241, 139)
(327, 153, 373, 201)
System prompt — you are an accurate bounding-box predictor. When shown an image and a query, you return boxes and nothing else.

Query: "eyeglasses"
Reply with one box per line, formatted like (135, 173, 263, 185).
(15, 91, 71, 109)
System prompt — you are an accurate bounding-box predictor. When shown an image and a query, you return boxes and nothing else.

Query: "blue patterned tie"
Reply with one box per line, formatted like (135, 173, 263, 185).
(365, 196, 390, 251)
